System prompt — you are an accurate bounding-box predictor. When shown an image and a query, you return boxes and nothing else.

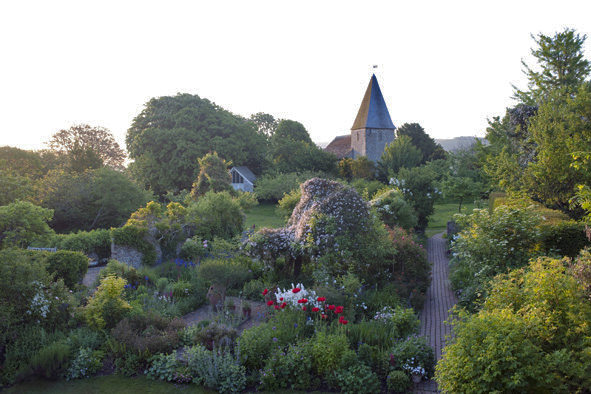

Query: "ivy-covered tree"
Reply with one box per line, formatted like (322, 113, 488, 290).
(126, 93, 268, 195)
(190, 152, 232, 199)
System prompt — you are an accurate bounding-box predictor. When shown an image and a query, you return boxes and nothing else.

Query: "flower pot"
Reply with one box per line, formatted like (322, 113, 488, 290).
(412, 373, 422, 383)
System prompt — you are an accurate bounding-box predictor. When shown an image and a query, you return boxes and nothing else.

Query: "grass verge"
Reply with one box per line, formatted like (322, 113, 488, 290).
(245, 202, 285, 230)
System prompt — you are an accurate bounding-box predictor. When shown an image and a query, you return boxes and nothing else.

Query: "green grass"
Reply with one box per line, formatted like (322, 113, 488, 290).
(5, 374, 331, 394)
(245, 202, 286, 230)
(426, 202, 478, 238)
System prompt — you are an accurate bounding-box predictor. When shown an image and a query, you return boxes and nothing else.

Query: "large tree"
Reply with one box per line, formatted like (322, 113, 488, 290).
(513, 28, 591, 105)
(377, 135, 422, 181)
(49, 124, 126, 171)
(396, 123, 446, 164)
(126, 93, 268, 195)
(249, 112, 279, 138)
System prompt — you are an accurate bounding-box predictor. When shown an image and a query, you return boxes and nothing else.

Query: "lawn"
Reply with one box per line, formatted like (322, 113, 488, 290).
(244, 202, 285, 230)
(6, 374, 332, 394)
(426, 201, 478, 238)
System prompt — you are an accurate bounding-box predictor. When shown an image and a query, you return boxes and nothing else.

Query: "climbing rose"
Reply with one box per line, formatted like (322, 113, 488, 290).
(267, 300, 274, 306)
(312, 307, 320, 312)
(292, 288, 301, 293)
(262, 289, 268, 295)
(317, 297, 326, 302)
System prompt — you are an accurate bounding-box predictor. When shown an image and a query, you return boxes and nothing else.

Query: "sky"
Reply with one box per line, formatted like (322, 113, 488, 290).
(1, 0, 590, 152)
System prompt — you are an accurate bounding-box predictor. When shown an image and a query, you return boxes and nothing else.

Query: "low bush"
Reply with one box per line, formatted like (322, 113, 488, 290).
(188, 191, 245, 241)
(49, 229, 111, 262)
(259, 341, 314, 391)
(277, 188, 301, 220)
(28, 341, 71, 380)
(179, 236, 207, 262)
(65, 347, 104, 380)
(111, 313, 185, 355)
(114, 352, 147, 376)
(99, 259, 143, 286)
(46, 250, 88, 289)
(334, 362, 381, 394)
(145, 352, 178, 381)
(390, 335, 435, 379)
(388, 226, 430, 299)
(193, 323, 238, 351)
(539, 221, 590, 258)
(310, 332, 354, 378)
(186, 344, 246, 394)
(238, 323, 275, 371)
(84, 275, 132, 330)
(255, 171, 329, 202)
(387, 370, 411, 393)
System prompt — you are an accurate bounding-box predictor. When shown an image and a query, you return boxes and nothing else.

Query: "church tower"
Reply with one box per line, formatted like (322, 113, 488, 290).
(350, 74, 396, 162)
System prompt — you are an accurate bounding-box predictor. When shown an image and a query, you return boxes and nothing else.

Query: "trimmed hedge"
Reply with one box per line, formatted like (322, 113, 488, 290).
(49, 229, 111, 261)
(540, 221, 590, 258)
(110, 226, 157, 266)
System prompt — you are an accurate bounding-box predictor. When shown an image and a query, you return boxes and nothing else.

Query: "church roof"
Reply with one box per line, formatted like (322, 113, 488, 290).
(324, 135, 352, 159)
(351, 74, 395, 131)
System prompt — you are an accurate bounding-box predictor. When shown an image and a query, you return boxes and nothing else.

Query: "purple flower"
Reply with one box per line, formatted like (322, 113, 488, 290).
(273, 338, 278, 342)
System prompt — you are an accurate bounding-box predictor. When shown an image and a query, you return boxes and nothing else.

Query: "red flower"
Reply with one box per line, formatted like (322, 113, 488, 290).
(335, 306, 344, 314)
(281, 302, 287, 309)
(302, 306, 307, 311)
(280, 297, 284, 301)
(312, 307, 320, 312)
(321, 314, 328, 319)
(297, 298, 308, 304)
(340, 319, 348, 325)
(328, 304, 336, 310)
(274, 305, 279, 309)
(317, 297, 326, 302)
(292, 288, 301, 293)
(267, 300, 274, 306)
(262, 289, 268, 296)
(339, 315, 345, 322)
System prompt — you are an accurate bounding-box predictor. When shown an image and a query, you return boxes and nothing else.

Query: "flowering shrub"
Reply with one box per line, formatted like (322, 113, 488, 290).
(449, 204, 541, 309)
(370, 188, 417, 230)
(65, 347, 104, 380)
(389, 335, 435, 378)
(259, 341, 314, 391)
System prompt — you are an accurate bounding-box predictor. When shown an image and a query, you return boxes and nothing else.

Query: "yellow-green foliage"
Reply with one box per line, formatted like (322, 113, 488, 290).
(310, 332, 354, 377)
(84, 275, 131, 330)
(492, 195, 569, 225)
(437, 257, 591, 393)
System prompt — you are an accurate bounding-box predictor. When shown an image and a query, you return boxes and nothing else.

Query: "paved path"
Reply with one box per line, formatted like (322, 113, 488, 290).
(415, 233, 457, 394)
(82, 266, 104, 288)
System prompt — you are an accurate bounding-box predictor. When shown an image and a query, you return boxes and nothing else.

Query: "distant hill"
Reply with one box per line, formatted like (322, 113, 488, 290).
(435, 136, 487, 152)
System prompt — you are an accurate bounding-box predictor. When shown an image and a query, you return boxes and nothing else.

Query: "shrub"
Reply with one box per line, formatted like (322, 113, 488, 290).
(277, 188, 301, 220)
(390, 335, 435, 379)
(241, 278, 267, 300)
(29, 341, 71, 380)
(334, 362, 381, 394)
(84, 275, 131, 330)
(179, 236, 207, 261)
(450, 204, 541, 309)
(193, 323, 238, 351)
(46, 250, 88, 289)
(310, 332, 354, 378)
(185, 344, 246, 394)
(114, 352, 145, 377)
(238, 323, 275, 371)
(349, 179, 385, 201)
(371, 188, 418, 230)
(387, 370, 411, 393)
(259, 341, 314, 391)
(111, 313, 185, 355)
(145, 352, 178, 381)
(49, 229, 111, 262)
(198, 258, 251, 304)
(388, 226, 430, 298)
(99, 259, 142, 285)
(438, 256, 591, 393)
(188, 191, 245, 240)
(0, 200, 54, 249)
(394, 166, 439, 231)
(66, 327, 104, 351)
(539, 221, 590, 258)
(65, 347, 104, 380)
(255, 171, 328, 202)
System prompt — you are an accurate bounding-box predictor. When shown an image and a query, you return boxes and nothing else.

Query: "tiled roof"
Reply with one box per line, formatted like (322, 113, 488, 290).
(351, 74, 395, 130)
(324, 135, 352, 159)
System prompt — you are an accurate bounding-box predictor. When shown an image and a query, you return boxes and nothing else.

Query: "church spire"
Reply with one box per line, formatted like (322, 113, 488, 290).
(351, 74, 395, 130)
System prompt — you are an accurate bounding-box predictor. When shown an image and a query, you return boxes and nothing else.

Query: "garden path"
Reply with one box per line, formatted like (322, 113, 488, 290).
(415, 232, 457, 394)
(82, 266, 103, 288)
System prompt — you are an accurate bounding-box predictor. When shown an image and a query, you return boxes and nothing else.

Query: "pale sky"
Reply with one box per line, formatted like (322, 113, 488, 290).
(1, 0, 590, 152)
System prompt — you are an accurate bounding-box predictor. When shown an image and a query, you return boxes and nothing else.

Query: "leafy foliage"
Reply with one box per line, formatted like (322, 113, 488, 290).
(188, 191, 245, 240)
(84, 275, 132, 330)
(126, 93, 268, 195)
(396, 123, 446, 164)
(377, 135, 422, 181)
(45, 250, 88, 289)
(0, 200, 54, 249)
(190, 151, 232, 199)
(370, 188, 417, 230)
(394, 166, 439, 231)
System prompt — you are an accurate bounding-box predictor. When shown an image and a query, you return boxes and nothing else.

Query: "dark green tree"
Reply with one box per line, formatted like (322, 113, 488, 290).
(395, 166, 439, 231)
(0, 201, 54, 249)
(377, 135, 422, 181)
(272, 120, 313, 145)
(396, 123, 446, 164)
(190, 151, 232, 199)
(126, 93, 268, 195)
(513, 28, 591, 104)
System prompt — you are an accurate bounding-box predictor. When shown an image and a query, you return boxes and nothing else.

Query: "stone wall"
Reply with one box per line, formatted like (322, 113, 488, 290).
(111, 243, 144, 270)
(350, 127, 395, 162)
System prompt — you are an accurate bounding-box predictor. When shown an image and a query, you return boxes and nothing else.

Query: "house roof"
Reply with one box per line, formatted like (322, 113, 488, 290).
(324, 135, 352, 159)
(231, 166, 256, 184)
(351, 74, 395, 131)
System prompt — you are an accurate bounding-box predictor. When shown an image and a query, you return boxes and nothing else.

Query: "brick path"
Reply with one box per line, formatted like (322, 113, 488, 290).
(414, 233, 457, 394)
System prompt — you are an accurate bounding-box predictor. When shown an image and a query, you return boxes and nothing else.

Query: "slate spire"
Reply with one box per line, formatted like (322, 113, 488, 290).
(351, 74, 395, 130)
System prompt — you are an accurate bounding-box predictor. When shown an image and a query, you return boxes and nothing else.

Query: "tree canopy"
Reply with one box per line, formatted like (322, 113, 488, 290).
(126, 93, 268, 195)
(377, 135, 422, 181)
(48, 124, 126, 171)
(396, 123, 446, 164)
